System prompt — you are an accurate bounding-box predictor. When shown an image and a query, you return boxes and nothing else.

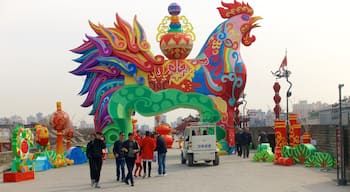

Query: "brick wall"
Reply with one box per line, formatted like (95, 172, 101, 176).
(0, 151, 13, 164)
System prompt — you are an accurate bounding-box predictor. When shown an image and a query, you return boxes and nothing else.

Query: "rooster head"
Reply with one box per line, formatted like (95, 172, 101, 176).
(217, 0, 262, 46)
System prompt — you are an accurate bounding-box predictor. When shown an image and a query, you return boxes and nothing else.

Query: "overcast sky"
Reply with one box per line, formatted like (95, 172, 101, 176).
(1, 0, 350, 127)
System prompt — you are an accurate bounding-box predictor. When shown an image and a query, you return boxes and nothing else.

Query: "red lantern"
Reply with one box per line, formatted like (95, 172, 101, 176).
(155, 124, 171, 135)
(273, 82, 281, 92)
(50, 102, 69, 132)
(273, 95, 281, 104)
(50, 102, 70, 154)
(273, 82, 281, 119)
(64, 127, 74, 150)
(163, 135, 174, 148)
(155, 124, 174, 148)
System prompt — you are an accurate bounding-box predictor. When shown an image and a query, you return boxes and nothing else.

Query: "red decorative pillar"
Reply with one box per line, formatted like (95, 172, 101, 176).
(274, 120, 287, 147)
(273, 82, 281, 119)
(288, 113, 301, 147)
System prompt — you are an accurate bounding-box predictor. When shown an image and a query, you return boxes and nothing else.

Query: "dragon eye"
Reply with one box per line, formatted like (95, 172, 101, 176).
(242, 15, 250, 21)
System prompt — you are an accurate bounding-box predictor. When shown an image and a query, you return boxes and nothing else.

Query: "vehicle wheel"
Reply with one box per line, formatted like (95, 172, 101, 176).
(213, 153, 219, 166)
(188, 154, 194, 166)
(181, 152, 186, 164)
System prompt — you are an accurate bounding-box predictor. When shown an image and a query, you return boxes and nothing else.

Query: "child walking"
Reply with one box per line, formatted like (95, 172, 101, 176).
(134, 152, 142, 177)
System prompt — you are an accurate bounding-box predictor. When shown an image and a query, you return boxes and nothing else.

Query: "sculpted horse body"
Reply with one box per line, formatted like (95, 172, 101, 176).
(71, 1, 261, 146)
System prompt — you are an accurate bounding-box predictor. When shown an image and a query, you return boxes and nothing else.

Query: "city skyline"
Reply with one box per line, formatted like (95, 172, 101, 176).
(1, 0, 350, 127)
(0, 99, 335, 128)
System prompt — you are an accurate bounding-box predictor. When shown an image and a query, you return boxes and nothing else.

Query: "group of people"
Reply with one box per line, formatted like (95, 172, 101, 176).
(235, 127, 252, 159)
(235, 128, 269, 159)
(86, 130, 168, 188)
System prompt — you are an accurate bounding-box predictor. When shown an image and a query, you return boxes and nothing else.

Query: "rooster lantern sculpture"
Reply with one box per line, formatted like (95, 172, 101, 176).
(71, 1, 261, 149)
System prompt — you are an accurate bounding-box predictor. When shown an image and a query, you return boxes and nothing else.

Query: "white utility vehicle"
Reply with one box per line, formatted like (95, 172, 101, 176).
(181, 122, 219, 166)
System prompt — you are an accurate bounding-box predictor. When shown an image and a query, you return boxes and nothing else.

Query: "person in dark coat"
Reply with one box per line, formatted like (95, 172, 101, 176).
(89, 132, 106, 188)
(86, 133, 96, 186)
(235, 128, 243, 157)
(113, 132, 126, 182)
(241, 128, 252, 159)
(258, 131, 269, 144)
(122, 133, 140, 187)
(155, 134, 168, 176)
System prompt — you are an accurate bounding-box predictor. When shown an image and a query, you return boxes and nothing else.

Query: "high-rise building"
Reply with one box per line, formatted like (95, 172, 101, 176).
(36, 112, 44, 121)
(10, 115, 24, 124)
(293, 100, 328, 123)
(26, 115, 36, 124)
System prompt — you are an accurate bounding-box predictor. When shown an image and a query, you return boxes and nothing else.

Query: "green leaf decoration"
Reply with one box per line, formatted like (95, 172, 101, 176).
(293, 144, 317, 164)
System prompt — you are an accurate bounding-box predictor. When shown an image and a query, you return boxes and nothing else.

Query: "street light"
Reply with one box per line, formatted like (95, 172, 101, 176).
(337, 84, 347, 185)
(272, 69, 292, 144)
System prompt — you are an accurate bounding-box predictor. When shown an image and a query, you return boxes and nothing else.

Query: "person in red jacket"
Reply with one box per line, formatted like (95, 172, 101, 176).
(140, 131, 156, 178)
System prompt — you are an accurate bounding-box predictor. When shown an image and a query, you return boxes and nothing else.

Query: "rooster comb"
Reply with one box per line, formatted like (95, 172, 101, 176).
(217, 0, 254, 19)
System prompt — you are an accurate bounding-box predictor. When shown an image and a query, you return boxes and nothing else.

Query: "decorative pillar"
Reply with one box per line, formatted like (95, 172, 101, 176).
(50, 102, 70, 155)
(274, 120, 287, 147)
(302, 132, 311, 144)
(273, 82, 281, 119)
(288, 113, 301, 147)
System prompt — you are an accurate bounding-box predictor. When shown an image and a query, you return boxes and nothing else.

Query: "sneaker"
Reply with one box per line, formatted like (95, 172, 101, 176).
(116, 177, 120, 181)
(163, 173, 167, 176)
(95, 183, 101, 188)
(91, 180, 95, 187)
(157, 174, 162, 177)
(121, 177, 125, 182)
(142, 175, 146, 179)
(131, 183, 134, 187)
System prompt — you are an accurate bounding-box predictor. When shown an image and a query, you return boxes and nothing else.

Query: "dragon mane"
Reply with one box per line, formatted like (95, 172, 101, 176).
(71, 14, 164, 131)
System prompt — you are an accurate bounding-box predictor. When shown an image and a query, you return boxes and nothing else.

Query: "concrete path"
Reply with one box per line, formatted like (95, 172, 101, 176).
(1, 149, 349, 192)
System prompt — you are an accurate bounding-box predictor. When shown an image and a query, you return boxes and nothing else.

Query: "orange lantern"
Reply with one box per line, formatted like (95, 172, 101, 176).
(35, 124, 49, 148)
(155, 124, 174, 148)
(155, 124, 171, 135)
(50, 102, 70, 155)
(64, 126, 74, 150)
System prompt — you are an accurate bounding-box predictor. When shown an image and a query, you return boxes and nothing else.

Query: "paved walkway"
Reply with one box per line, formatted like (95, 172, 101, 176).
(1, 149, 349, 192)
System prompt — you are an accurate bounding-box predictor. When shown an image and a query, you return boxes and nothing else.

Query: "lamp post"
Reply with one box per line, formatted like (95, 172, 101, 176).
(272, 69, 292, 144)
(285, 70, 292, 145)
(337, 84, 347, 185)
(242, 93, 247, 128)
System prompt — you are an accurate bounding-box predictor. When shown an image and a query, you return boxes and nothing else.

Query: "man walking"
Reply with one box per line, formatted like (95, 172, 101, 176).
(155, 133, 167, 176)
(122, 133, 140, 187)
(235, 128, 243, 157)
(89, 132, 106, 188)
(113, 132, 125, 182)
(241, 128, 252, 159)
(86, 133, 96, 186)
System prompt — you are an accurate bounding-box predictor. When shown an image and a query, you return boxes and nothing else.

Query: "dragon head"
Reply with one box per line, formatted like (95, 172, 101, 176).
(217, 0, 262, 46)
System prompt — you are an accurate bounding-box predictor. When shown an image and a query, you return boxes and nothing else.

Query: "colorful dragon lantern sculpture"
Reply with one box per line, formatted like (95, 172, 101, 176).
(71, 1, 261, 148)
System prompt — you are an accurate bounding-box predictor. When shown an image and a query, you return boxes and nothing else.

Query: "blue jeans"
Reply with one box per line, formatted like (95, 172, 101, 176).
(115, 158, 125, 180)
(158, 153, 167, 175)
